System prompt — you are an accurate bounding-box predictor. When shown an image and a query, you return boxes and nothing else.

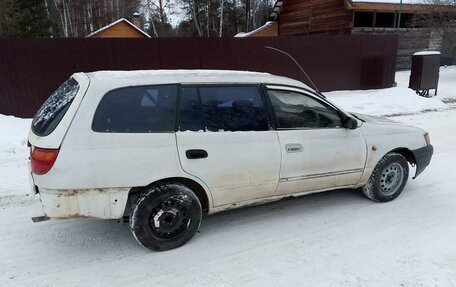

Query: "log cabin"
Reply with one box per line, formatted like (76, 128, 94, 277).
(237, 0, 456, 69)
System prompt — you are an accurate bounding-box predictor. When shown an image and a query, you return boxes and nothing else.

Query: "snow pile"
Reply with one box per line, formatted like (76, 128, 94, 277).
(0, 114, 30, 159)
(326, 65, 456, 116)
(326, 86, 447, 116)
(0, 115, 31, 197)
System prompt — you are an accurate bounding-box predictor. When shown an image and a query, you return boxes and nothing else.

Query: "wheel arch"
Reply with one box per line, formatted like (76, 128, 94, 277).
(388, 147, 416, 165)
(128, 177, 211, 214)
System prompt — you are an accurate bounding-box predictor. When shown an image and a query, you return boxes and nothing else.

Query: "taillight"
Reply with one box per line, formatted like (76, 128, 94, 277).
(31, 147, 59, 175)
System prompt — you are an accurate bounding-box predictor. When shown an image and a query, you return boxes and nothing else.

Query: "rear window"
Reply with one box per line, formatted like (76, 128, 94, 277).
(92, 85, 178, 133)
(32, 78, 80, 136)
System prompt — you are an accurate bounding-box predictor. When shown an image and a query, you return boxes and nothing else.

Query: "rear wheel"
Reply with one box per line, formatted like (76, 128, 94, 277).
(362, 153, 409, 202)
(130, 183, 202, 251)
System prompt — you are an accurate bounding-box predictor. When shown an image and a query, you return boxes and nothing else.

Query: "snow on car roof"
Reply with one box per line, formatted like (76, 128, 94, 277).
(83, 69, 310, 89)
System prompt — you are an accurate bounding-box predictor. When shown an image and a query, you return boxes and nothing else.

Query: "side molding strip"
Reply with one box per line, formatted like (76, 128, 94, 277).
(280, 169, 364, 182)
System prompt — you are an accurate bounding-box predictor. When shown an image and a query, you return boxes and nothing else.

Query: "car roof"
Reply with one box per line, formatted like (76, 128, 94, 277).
(81, 69, 311, 90)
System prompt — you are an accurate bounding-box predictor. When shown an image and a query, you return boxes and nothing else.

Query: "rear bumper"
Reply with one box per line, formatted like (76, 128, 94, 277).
(38, 188, 129, 219)
(412, 144, 434, 179)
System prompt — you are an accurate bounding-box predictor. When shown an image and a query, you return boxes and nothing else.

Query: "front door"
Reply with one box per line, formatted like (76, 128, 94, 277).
(265, 86, 367, 195)
(176, 85, 281, 207)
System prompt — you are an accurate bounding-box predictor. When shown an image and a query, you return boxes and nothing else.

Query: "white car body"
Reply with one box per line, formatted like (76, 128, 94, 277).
(28, 70, 432, 220)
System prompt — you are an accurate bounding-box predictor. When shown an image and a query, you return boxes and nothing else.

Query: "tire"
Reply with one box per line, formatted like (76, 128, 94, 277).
(129, 182, 202, 251)
(362, 152, 409, 202)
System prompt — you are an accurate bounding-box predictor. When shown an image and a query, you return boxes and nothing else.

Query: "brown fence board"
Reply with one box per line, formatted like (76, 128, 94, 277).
(0, 35, 398, 117)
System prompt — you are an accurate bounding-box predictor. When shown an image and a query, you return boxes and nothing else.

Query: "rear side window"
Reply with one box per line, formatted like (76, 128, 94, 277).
(199, 86, 269, 132)
(32, 78, 80, 136)
(92, 85, 178, 133)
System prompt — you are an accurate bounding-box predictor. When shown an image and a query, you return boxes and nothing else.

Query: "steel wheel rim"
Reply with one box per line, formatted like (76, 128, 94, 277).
(149, 197, 190, 239)
(380, 163, 405, 196)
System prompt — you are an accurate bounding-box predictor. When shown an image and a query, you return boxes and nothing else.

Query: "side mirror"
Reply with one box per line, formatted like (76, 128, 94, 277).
(344, 117, 358, 130)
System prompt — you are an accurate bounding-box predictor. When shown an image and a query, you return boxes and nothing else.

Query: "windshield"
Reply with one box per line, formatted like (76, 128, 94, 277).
(32, 78, 80, 136)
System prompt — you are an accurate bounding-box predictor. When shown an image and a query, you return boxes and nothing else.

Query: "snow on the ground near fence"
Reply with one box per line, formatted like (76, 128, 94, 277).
(0, 115, 31, 198)
(326, 65, 456, 116)
(325, 86, 447, 116)
(396, 65, 456, 101)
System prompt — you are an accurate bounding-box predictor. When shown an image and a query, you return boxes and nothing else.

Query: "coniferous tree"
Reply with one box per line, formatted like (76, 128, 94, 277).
(1, 0, 59, 37)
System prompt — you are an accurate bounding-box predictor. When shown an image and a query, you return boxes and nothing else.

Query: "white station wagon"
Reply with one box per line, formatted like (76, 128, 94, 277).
(29, 70, 433, 251)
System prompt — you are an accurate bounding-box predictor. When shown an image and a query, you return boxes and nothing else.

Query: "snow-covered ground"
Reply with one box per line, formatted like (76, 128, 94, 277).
(1, 67, 455, 286)
(326, 65, 456, 116)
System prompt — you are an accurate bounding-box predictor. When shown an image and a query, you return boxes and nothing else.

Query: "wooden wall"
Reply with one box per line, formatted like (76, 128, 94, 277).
(279, 0, 353, 35)
(92, 22, 146, 38)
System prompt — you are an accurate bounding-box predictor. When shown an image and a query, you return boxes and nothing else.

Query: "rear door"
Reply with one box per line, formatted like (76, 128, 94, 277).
(175, 85, 281, 207)
(265, 86, 367, 195)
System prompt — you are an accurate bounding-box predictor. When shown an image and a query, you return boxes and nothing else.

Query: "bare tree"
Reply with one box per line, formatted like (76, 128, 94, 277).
(142, 0, 175, 37)
(416, 0, 456, 42)
(176, 0, 272, 37)
(416, 0, 456, 62)
(53, 0, 140, 37)
(219, 0, 224, 36)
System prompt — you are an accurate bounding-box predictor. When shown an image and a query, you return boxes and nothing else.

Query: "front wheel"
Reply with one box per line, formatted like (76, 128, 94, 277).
(362, 153, 409, 202)
(130, 183, 202, 251)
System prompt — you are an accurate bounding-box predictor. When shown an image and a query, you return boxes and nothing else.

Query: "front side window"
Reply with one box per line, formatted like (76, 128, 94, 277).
(199, 86, 269, 132)
(92, 85, 178, 133)
(267, 89, 342, 129)
(32, 78, 80, 136)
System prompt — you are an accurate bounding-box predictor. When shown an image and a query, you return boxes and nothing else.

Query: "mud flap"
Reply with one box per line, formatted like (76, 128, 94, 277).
(412, 145, 434, 179)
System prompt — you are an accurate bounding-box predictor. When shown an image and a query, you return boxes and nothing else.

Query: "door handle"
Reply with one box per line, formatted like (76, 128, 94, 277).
(285, 143, 303, 153)
(186, 149, 208, 159)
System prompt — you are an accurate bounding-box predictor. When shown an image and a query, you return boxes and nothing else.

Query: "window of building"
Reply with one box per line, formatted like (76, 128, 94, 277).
(375, 13, 395, 28)
(354, 12, 374, 27)
(400, 13, 415, 28)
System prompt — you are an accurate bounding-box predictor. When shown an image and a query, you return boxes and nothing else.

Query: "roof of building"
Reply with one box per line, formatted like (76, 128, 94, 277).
(234, 22, 276, 37)
(346, 0, 456, 12)
(86, 18, 151, 38)
(268, 0, 456, 18)
(352, 0, 418, 3)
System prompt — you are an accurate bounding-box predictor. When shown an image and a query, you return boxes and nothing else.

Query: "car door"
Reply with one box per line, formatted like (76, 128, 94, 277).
(175, 85, 281, 207)
(265, 85, 367, 195)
